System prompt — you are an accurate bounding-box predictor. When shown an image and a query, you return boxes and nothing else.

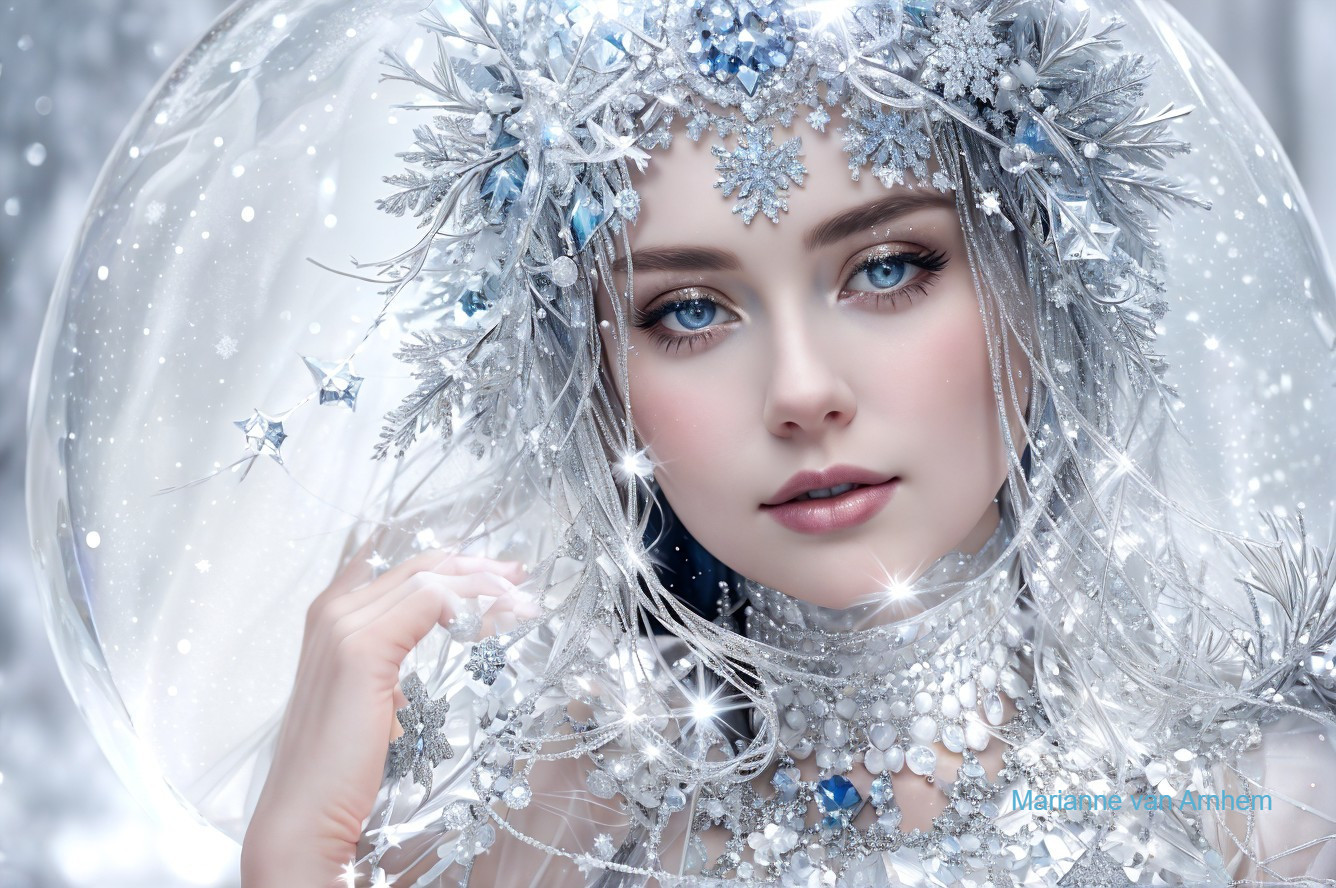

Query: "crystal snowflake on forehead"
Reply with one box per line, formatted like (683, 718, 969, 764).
(840, 99, 935, 188)
(712, 126, 806, 223)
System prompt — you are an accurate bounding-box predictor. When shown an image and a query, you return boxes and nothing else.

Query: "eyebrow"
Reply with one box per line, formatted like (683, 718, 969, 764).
(611, 245, 740, 274)
(802, 191, 957, 251)
(611, 191, 957, 274)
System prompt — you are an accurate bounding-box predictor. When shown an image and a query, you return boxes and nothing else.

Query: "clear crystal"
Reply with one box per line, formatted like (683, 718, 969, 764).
(984, 691, 1004, 725)
(503, 781, 533, 809)
(906, 744, 937, 776)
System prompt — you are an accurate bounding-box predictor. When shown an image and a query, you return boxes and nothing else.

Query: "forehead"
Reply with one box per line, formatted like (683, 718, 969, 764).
(626, 107, 953, 254)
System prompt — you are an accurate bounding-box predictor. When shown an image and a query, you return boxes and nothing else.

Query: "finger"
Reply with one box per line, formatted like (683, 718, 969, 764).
(361, 575, 508, 663)
(330, 552, 527, 616)
(344, 571, 519, 639)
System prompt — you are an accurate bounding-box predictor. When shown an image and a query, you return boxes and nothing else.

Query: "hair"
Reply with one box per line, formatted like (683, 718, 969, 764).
(353, 65, 1331, 882)
(599, 111, 1318, 794)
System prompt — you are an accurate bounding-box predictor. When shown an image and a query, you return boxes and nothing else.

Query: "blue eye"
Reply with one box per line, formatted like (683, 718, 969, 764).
(664, 299, 717, 332)
(845, 249, 949, 298)
(861, 258, 908, 289)
(632, 291, 739, 354)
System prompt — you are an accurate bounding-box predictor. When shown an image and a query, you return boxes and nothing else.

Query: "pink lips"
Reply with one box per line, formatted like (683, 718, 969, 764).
(760, 465, 899, 534)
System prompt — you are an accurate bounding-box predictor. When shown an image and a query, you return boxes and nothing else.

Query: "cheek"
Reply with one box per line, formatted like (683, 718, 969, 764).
(877, 296, 1002, 475)
(626, 353, 739, 482)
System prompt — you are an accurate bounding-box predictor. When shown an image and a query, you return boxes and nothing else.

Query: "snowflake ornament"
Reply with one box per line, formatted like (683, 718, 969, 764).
(466, 636, 509, 685)
(387, 673, 455, 795)
(921, 10, 1008, 104)
(711, 126, 806, 224)
(840, 102, 934, 187)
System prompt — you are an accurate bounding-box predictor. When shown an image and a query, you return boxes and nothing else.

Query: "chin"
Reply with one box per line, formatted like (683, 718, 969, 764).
(752, 556, 899, 609)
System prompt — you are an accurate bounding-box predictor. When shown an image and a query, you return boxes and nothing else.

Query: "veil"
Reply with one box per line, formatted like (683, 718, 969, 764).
(25, 0, 1336, 882)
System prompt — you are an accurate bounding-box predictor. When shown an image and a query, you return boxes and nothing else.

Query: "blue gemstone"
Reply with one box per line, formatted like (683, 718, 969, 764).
(771, 766, 800, 802)
(685, 0, 795, 96)
(460, 290, 491, 317)
(870, 775, 893, 808)
(545, 0, 632, 76)
(481, 154, 527, 217)
(566, 181, 607, 250)
(1017, 117, 1059, 156)
(816, 775, 863, 815)
(903, 0, 935, 26)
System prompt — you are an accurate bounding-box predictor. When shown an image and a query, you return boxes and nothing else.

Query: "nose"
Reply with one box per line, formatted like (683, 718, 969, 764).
(761, 315, 857, 439)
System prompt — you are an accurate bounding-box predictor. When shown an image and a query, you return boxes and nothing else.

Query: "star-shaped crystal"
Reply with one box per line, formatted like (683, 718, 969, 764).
(466, 637, 509, 685)
(303, 356, 364, 410)
(387, 672, 454, 795)
(1051, 196, 1121, 262)
(234, 409, 288, 463)
(711, 126, 806, 224)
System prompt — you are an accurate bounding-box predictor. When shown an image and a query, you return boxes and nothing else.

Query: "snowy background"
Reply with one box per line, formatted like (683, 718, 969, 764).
(1, 1, 1334, 885)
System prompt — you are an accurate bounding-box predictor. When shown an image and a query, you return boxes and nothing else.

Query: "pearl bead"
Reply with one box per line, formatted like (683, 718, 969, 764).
(910, 715, 937, 745)
(966, 719, 990, 751)
(864, 746, 886, 774)
(886, 746, 905, 772)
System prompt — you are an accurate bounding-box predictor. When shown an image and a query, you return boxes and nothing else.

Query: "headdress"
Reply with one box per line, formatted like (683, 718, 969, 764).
(26, 0, 1336, 884)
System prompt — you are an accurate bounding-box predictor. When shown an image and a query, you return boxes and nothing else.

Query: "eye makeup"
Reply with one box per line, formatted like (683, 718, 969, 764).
(629, 244, 952, 354)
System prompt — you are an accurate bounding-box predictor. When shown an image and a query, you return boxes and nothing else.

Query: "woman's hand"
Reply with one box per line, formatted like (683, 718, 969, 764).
(239, 548, 534, 887)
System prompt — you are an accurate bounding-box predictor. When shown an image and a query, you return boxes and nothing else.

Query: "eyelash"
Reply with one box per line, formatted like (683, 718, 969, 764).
(630, 248, 950, 354)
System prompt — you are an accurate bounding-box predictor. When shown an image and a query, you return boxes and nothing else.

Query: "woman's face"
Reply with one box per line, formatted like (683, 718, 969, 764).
(595, 110, 1027, 610)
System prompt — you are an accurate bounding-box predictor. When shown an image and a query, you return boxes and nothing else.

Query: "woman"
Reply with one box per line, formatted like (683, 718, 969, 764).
(28, 0, 1336, 885)
(235, 0, 1336, 883)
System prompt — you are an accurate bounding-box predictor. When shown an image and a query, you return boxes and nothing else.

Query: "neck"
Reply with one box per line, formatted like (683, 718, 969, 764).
(743, 508, 1017, 639)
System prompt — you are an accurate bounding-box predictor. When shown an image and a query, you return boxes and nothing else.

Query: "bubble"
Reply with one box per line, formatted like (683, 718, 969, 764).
(240, 206, 255, 222)
(98, 266, 109, 281)
(25, 143, 47, 166)
(35, 96, 52, 115)
(3, 198, 18, 217)
(86, 531, 101, 549)
(177, 639, 192, 655)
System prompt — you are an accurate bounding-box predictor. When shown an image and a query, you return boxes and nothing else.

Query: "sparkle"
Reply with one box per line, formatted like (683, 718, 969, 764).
(690, 695, 718, 722)
(195, 559, 212, 573)
(884, 577, 914, 599)
(614, 447, 654, 482)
